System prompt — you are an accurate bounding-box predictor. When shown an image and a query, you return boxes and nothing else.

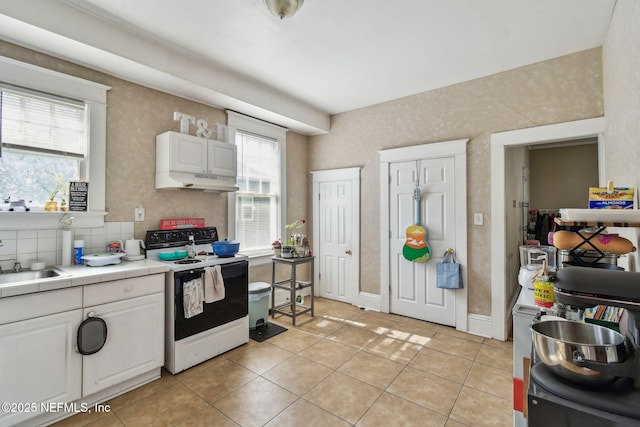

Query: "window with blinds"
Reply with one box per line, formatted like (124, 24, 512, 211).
(234, 130, 281, 253)
(0, 85, 86, 206)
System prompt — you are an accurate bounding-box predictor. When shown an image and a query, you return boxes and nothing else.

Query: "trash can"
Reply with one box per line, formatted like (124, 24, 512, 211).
(248, 282, 272, 329)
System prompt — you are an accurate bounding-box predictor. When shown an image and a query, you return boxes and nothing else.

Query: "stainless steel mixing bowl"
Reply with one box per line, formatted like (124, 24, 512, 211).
(531, 320, 627, 387)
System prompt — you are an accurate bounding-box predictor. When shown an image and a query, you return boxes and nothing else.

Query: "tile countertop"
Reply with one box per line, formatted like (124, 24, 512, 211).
(0, 259, 170, 298)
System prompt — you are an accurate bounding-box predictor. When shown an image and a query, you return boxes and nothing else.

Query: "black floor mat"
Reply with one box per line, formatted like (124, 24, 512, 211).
(249, 323, 288, 342)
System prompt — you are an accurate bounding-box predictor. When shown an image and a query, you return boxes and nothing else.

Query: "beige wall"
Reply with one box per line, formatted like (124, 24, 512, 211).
(309, 48, 604, 316)
(529, 143, 599, 209)
(602, 0, 640, 268)
(603, 0, 640, 189)
(0, 40, 310, 281)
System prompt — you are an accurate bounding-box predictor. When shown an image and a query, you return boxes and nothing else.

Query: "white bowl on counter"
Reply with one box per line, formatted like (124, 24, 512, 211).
(81, 252, 126, 267)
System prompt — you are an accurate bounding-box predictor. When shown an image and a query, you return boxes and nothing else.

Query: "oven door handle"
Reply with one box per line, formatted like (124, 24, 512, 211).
(174, 268, 205, 282)
(218, 261, 248, 280)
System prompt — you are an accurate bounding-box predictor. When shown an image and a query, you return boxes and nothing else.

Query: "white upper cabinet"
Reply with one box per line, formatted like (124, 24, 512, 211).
(156, 131, 238, 192)
(167, 132, 208, 174)
(157, 131, 236, 177)
(207, 139, 236, 177)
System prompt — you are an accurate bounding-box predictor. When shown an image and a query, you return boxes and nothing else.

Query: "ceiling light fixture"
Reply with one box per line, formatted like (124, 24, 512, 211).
(264, 0, 304, 20)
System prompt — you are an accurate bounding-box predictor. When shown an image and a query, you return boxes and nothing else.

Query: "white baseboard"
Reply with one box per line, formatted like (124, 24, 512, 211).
(467, 313, 493, 339)
(354, 291, 381, 311)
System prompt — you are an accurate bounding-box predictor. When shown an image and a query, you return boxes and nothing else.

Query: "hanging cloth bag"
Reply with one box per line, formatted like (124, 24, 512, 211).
(436, 249, 463, 289)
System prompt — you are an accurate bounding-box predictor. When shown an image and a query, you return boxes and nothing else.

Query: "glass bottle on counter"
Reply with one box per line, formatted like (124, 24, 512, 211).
(186, 235, 196, 258)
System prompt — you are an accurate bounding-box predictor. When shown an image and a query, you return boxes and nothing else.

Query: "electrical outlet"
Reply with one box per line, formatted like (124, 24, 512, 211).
(135, 207, 145, 222)
(474, 213, 483, 225)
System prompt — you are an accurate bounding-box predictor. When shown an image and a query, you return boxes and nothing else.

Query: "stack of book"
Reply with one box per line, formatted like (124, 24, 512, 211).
(584, 305, 626, 332)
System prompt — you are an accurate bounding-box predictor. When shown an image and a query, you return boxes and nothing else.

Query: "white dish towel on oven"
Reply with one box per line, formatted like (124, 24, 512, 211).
(183, 278, 204, 318)
(204, 265, 225, 303)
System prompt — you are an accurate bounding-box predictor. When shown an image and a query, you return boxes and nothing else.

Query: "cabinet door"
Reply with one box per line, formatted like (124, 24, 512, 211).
(0, 310, 82, 427)
(207, 140, 237, 177)
(170, 133, 207, 173)
(82, 292, 164, 396)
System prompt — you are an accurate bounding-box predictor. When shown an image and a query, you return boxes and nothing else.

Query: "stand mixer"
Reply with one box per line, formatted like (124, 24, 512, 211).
(528, 266, 640, 426)
(555, 266, 640, 386)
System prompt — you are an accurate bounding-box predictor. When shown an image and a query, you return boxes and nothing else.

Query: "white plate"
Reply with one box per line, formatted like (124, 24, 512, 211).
(82, 252, 126, 266)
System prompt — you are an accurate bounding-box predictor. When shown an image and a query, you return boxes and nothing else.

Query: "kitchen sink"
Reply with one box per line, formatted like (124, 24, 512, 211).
(0, 268, 67, 285)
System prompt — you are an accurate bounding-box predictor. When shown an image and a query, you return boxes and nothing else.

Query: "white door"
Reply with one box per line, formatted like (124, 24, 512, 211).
(389, 157, 457, 325)
(82, 292, 164, 396)
(312, 168, 360, 305)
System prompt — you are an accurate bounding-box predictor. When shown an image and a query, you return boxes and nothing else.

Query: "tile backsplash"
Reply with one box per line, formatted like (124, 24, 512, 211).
(0, 222, 135, 271)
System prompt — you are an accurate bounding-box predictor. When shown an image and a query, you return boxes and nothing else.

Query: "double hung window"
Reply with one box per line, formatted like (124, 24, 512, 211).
(0, 85, 86, 207)
(0, 56, 108, 222)
(227, 111, 286, 260)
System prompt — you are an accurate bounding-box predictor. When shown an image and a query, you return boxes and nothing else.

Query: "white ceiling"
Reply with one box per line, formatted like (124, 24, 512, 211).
(0, 0, 616, 134)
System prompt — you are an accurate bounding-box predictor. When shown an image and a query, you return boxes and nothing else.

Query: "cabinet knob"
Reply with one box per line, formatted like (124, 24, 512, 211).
(345, 249, 352, 255)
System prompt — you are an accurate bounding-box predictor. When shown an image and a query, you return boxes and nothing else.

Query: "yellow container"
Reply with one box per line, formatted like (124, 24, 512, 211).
(534, 277, 554, 308)
(44, 200, 58, 212)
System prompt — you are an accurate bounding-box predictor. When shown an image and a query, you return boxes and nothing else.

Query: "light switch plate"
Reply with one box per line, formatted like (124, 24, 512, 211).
(474, 213, 483, 225)
(135, 207, 145, 222)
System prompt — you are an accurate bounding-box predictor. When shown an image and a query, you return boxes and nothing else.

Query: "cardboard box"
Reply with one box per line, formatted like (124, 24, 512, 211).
(588, 186, 634, 209)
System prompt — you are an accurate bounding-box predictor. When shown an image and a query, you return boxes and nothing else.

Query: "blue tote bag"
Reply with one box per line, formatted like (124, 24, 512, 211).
(436, 250, 463, 289)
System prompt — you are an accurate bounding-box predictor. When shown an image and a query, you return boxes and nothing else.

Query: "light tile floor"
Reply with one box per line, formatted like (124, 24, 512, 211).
(55, 298, 514, 427)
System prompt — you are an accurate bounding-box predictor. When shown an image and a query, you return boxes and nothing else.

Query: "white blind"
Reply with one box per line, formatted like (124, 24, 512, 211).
(1, 86, 86, 156)
(235, 130, 280, 251)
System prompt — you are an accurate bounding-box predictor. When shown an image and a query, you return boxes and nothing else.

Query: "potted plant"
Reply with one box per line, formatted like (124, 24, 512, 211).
(286, 219, 308, 257)
(43, 185, 61, 212)
(42, 177, 67, 212)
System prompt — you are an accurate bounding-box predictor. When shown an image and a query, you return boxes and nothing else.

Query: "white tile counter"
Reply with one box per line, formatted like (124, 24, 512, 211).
(0, 259, 169, 298)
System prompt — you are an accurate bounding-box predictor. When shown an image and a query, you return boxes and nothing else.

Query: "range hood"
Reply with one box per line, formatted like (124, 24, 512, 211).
(155, 171, 238, 192)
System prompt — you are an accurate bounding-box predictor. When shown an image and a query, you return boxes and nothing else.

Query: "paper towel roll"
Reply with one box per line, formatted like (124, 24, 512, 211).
(62, 230, 72, 266)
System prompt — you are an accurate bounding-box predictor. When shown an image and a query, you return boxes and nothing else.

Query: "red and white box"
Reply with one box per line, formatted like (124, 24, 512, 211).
(160, 218, 205, 230)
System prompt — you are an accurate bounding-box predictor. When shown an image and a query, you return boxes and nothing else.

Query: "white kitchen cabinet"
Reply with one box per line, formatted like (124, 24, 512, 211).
(207, 138, 236, 177)
(82, 292, 164, 396)
(82, 274, 164, 396)
(156, 131, 236, 177)
(165, 131, 207, 174)
(0, 288, 83, 427)
(0, 273, 164, 426)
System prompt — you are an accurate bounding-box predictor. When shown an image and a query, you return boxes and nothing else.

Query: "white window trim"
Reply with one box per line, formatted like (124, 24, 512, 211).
(0, 56, 110, 229)
(227, 111, 287, 266)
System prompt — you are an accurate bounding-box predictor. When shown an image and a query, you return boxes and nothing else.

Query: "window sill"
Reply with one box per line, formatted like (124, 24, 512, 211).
(0, 211, 107, 230)
(244, 251, 276, 268)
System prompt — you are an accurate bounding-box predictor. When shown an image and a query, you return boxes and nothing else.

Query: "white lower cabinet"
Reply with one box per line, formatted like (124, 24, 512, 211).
(82, 291, 164, 396)
(0, 309, 83, 427)
(0, 273, 164, 427)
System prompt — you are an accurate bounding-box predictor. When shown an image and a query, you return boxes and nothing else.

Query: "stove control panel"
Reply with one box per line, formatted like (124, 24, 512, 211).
(145, 227, 218, 249)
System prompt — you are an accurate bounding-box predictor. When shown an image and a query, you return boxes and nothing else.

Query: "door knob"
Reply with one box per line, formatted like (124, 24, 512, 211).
(345, 250, 352, 255)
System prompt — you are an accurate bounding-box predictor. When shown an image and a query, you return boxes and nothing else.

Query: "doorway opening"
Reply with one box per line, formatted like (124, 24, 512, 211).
(518, 138, 599, 246)
(490, 117, 605, 340)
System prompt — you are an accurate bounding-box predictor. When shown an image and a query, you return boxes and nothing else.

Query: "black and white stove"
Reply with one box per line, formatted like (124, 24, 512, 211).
(145, 227, 249, 374)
